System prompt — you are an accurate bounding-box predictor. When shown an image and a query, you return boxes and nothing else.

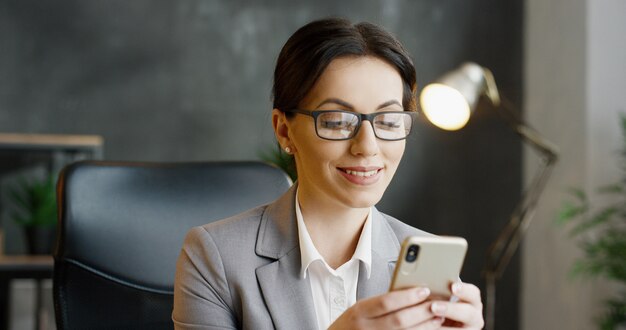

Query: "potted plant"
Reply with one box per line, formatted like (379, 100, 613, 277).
(8, 174, 57, 255)
(558, 116, 626, 330)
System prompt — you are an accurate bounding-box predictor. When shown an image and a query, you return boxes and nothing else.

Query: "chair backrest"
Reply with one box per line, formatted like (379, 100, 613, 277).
(53, 161, 292, 330)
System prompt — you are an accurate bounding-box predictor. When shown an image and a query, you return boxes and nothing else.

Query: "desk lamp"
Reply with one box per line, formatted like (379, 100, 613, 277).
(420, 62, 558, 330)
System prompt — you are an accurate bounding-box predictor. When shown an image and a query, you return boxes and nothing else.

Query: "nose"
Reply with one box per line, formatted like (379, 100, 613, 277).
(350, 120, 379, 156)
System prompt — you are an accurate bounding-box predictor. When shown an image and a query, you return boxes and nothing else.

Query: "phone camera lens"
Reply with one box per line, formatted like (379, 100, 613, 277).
(405, 244, 420, 262)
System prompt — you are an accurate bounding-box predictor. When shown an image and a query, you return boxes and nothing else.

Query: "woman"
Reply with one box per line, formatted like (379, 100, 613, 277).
(173, 18, 484, 330)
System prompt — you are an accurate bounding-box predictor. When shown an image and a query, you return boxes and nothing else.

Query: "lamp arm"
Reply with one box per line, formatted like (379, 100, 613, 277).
(463, 65, 560, 330)
(484, 155, 557, 278)
(499, 97, 559, 161)
(483, 96, 559, 279)
(482, 96, 558, 330)
(481, 67, 558, 159)
(483, 142, 557, 330)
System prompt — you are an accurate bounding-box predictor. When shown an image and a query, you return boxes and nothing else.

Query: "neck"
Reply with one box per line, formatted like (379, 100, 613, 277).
(297, 190, 369, 269)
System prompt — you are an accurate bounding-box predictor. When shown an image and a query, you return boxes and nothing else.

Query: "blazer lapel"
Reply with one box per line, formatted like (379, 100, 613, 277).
(256, 249, 318, 330)
(255, 185, 318, 330)
(357, 208, 402, 300)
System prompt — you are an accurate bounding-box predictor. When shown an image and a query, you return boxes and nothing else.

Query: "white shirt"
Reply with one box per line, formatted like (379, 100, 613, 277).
(295, 191, 372, 330)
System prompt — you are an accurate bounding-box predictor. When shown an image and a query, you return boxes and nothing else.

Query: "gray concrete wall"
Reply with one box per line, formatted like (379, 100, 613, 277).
(1, 1, 524, 328)
(523, 0, 626, 329)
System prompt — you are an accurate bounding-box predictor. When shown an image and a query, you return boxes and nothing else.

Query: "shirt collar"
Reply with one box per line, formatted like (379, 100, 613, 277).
(295, 189, 372, 279)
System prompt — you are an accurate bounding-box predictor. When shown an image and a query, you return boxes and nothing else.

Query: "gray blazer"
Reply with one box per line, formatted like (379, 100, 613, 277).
(173, 185, 430, 330)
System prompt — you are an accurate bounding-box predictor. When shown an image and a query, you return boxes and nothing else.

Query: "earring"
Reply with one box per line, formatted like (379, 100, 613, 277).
(284, 146, 291, 154)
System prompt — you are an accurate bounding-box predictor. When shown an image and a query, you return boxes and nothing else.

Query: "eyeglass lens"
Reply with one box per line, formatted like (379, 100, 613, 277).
(316, 111, 412, 140)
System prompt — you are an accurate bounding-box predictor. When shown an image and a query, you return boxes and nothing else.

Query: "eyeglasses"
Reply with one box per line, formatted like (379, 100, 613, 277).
(282, 109, 417, 141)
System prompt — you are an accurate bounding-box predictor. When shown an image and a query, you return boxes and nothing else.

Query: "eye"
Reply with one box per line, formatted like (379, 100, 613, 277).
(318, 112, 358, 130)
(374, 116, 403, 130)
(321, 119, 353, 129)
(375, 120, 401, 128)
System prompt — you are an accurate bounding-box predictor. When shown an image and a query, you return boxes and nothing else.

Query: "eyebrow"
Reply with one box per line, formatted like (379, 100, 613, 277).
(315, 98, 403, 110)
(376, 100, 403, 110)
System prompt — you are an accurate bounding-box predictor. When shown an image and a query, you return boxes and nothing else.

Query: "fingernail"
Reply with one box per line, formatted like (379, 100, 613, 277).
(452, 282, 463, 295)
(431, 302, 447, 316)
(416, 287, 430, 300)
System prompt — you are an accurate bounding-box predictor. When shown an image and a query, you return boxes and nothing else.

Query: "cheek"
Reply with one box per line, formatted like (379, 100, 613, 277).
(292, 133, 342, 161)
(291, 132, 346, 169)
(385, 142, 406, 169)
(300, 142, 346, 167)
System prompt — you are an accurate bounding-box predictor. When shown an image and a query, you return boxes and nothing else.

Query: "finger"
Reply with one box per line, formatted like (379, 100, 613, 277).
(360, 287, 431, 317)
(431, 301, 484, 328)
(369, 301, 436, 329)
(403, 317, 445, 330)
(451, 282, 482, 307)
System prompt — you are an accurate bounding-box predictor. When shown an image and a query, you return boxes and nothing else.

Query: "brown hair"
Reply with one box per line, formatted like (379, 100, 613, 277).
(272, 17, 417, 113)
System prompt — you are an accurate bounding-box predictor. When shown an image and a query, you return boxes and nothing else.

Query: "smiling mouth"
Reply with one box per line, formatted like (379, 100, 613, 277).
(340, 169, 379, 177)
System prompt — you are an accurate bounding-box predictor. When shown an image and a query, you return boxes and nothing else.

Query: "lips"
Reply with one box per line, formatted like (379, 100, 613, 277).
(337, 166, 383, 185)
(343, 169, 379, 177)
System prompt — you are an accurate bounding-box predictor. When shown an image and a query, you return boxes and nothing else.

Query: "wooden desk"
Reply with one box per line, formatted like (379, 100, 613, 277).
(0, 133, 104, 173)
(0, 254, 54, 329)
(0, 255, 53, 276)
(0, 133, 103, 154)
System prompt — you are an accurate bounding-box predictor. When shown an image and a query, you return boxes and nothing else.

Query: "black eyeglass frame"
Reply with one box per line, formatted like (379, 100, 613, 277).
(282, 109, 417, 141)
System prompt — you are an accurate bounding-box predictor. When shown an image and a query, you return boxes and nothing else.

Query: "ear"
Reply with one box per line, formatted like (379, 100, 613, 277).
(272, 109, 295, 153)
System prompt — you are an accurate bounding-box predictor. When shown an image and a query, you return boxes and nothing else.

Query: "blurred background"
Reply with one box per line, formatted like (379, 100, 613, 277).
(0, 0, 624, 329)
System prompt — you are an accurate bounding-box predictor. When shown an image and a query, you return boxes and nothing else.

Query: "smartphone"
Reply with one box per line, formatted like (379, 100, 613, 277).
(389, 236, 468, 298)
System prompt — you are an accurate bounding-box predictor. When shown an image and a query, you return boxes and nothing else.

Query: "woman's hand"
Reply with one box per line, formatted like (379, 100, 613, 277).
(328, 287, 444, 330)
(430, 282, 484, 329)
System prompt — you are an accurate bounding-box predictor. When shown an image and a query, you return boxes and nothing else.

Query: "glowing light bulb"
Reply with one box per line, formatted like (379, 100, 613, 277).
(420, 83, 471, 131)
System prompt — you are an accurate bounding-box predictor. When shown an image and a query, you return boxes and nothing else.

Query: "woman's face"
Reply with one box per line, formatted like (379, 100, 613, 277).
(274, 56, 406, 210)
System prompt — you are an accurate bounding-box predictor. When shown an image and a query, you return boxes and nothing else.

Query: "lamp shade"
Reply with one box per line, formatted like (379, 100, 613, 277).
(420, 62, 489, 131)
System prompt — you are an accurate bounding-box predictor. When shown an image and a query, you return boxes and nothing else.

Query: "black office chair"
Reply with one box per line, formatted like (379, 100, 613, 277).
(53, 161, 292, 330)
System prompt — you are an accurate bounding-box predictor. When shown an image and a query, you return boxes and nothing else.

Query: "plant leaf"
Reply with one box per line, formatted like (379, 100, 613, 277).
(11, 212, 28, 225)
(574, 229, 626, 282)
(556, 200, 588, 224)
(568, 187, 587, 201)
(8, 186, 31, 213)
(569, 207, 618, 236)
(599, 294, 626, 329)
(7, 174, 58, 227)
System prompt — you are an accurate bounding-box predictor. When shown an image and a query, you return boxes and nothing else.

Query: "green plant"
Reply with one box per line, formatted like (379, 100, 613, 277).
(259, 144, 297, 182)
(557, 117, 626, 330)
(9, 174, 57, 227)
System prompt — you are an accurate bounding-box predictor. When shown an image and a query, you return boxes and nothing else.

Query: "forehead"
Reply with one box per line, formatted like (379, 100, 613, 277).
(299, 56, 403, 110)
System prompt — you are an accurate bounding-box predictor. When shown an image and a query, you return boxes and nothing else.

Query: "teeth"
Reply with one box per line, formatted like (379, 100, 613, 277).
(345, 169, 378, 177)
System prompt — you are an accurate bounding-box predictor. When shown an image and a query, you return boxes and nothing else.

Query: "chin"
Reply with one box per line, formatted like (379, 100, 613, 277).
(341, 190, 384, 208)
